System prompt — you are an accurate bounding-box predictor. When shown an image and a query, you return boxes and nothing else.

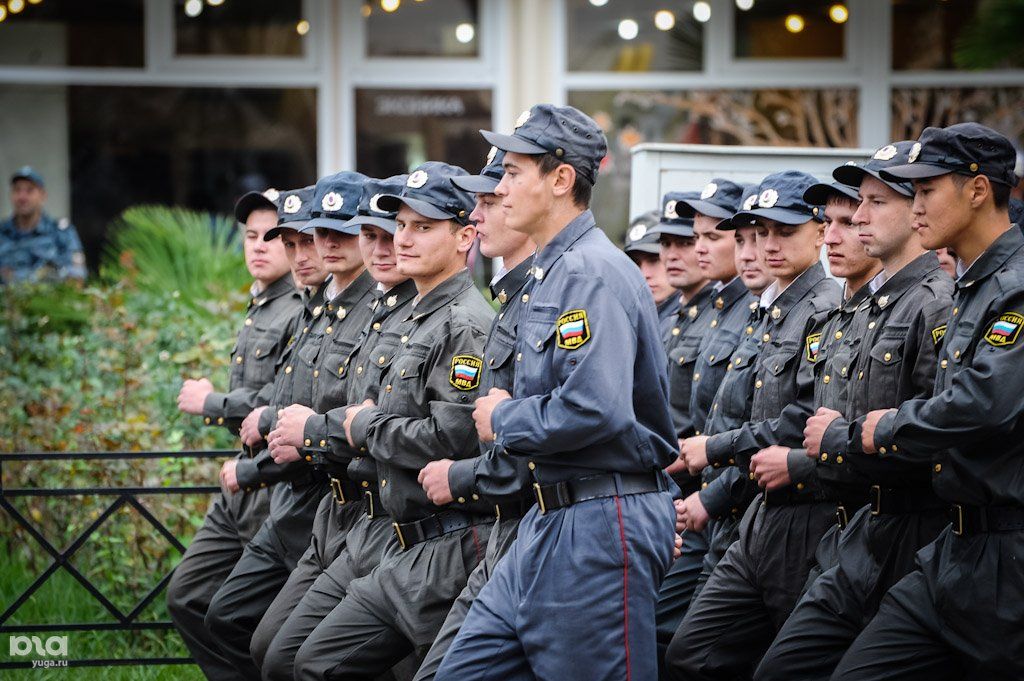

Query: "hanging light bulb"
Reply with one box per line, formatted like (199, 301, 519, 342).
(589, 0, 610, 6)
(618, 18, 639, 40)
(829, 4, 849, 23)
(736, 0, 754, 10)
(455, 23, 475, 43)
(692, 2, 711, 23)
(296, 19, 310, 35)
(8, 0, 26, 14)
(784, 14, 805, 32)
(207, 0, 225, 6)
(184, 0, 203, 17)
(380, 0, 400, 12)
(654, 10, 675, 31)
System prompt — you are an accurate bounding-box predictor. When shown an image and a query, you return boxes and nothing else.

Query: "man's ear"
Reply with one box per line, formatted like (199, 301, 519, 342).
(550, 163, 577, 200)
(968, 174, 993, 209)
(455, 223, 477, 253)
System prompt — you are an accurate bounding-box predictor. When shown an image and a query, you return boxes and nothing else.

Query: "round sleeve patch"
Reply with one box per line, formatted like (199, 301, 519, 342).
(450, 355, 483, 391)
(556, 309, 591, 350)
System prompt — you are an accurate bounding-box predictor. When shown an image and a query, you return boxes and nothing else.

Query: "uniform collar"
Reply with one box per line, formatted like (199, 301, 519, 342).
(713, 276, 749, 312)
(869, 251, 942, 310)
(531, 210, 596, 278)
(407, 268, 476, 321)
(489, 254, 535, 306)
(955, 227, 1024, 291)
(842, 279, 875, 313)
(678, 282, 716, 319)
(761, 262, 827, 325)
(302, 280, 328, 314)
(657, 294, 679, 316)
(324, 269, 375, 316)
(374, 277, 417, 313)
(250, 273, 296, 308)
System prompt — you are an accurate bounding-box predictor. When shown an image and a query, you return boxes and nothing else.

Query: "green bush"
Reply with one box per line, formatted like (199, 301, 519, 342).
(1, 206, 255, 677)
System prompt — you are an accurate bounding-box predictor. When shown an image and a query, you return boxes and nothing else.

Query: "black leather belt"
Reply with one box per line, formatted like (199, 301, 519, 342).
(835, 503, 852, 529)
(494, 493, 535, 521)
(392, 509, 494, 550)
(949, 503, 1024, 536)
(329, 476, 361, 505)
(289, 467, 324, 489)
(870, 485, 945, 516)
(532, 471, 666, 515)
(363, 489, 382, 518)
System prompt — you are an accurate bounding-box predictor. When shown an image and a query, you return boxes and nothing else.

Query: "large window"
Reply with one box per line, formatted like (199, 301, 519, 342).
(892, 0, 1024, 71)
(363, 0, 480, 58)
(734, 0, 847, 60)
(174, 0, 307, 57)
(0, 0, 145, 67)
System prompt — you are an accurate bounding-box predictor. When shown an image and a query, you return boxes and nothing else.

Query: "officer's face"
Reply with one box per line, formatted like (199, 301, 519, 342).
(659, 234, 705, 290)
(910, 175, 972, 251)
(472, 192, 529, 259)
(281, 230, 327, 287)
(393, 205, 476, 284)
(495, 152, 558, 236)
(694, 213, 737, 283)
(853, 176, 916, 262)
(359, 225, 405, 289)
(10, 179, 45, 217)
(628, 251, 675, 304)
(314, 228, 363, 280)
(823, 197, 877, 281)
(755, 218, 824, 287)
(734, 226, 773, 294)
(243, 208, 290, 286)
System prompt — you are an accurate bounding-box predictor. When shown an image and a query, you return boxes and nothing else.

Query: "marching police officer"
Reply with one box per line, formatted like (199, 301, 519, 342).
(254, 176, 421, 680)
(291, 162, 495, 679)
(413, 148, 536, 681)
(757, 141, 954, 680)
(167, 187, 301, 677)
(667, 171, 842, 680)
(834, 123, 1024, 680)
(0, 166, 86, 285)
(437, 104, 677, 680)
(625, 209, 680, 336)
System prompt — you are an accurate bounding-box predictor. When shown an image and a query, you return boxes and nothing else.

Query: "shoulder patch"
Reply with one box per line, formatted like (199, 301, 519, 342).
(805, 332, 822, 362)
(984, 313, 1023, 347)
(556, 309, 591, 350)
(931, 324, 947, 345)
(450, 355, 483, 391)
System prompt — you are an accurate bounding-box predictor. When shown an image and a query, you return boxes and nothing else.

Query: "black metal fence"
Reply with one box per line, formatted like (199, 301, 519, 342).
(0, 450, 232, 670)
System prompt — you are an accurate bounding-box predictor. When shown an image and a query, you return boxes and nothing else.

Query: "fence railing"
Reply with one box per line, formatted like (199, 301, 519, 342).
(0, 450, 233, 670)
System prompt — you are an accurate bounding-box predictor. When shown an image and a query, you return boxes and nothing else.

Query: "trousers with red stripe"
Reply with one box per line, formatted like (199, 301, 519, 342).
(435, 491, 675, 680)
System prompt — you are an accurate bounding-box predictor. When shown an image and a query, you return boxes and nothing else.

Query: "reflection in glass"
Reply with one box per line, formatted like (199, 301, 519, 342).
(355, 88, 491, 179)
(175, 0, 305, 57)
(364, 0, 479, 58)
(0, 0, 144, 67)
(734, 0, 845, 59)
(891, 87, 1024, 149)
(569, 88, 859, 239)
(892, 0, 1024, 71)
(566, 0, 703, 72)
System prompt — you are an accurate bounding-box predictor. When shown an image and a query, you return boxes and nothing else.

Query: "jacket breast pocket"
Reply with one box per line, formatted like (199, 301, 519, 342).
(757, 342, 800, 417)
(517, 305, 559, 394)
(867, 328, 907, 401)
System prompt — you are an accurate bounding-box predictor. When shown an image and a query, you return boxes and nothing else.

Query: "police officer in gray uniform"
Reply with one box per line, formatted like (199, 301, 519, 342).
(625, 209, 680, 336)
(0, 166, 86, 285)
(756, 142, 952, 681)
(168, 187, 300, 677)
(412, 149, 536, 681)
(833, 124, 1024, 681)
(291, 162, 496, 680)
(667, 171, 842, 680)
(437, 104, 677, 681)
(204, 178, 378, 680)
(251, 175, 419, 680)
(653, 178, 749, 671)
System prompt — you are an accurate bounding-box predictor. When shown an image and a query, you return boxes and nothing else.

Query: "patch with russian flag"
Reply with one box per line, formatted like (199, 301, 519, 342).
(805, 332, 822, 362)
(556, 309, 591, 350)
(984, 312, 1024, 347)
(449, 354, 483, 391)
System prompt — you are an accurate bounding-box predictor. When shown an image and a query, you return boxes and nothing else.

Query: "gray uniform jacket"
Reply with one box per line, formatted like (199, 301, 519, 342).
(666, 284, 718, 439)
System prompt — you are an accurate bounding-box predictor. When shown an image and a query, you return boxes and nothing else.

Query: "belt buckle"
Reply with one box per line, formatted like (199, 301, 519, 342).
(952, 504, 964, 536)
(870, 485, 882, 516)
(836, 503, 849, 529)
(364, 490, 376, 518)
(494, 503, 502, 521)
(393, 522, 407, 550)
(532, 482, 547, 515)
(330, 477, 347, 504)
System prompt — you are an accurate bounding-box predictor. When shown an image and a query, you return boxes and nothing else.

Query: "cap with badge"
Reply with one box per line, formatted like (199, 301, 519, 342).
(803, 179, 860, 206)
(341, 175, 408, 235)
(234, 187, 281, 224)
(377, 161, 475, 226)
(10, 165, 45, 188)
(831, 141, 917, 197)
(451, 146, 505, 194)
(264, 185, 315, 241)
(302, 171, 369, 234)
(717, 183, 762, 231)
(676, 178, 746, 221)
(733, 170, 825, 225)
(651, 191, 699, 238)
(879, 122, 1018, 186)
(480, 104, 608, 185)
(623, 210, 662, 255)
